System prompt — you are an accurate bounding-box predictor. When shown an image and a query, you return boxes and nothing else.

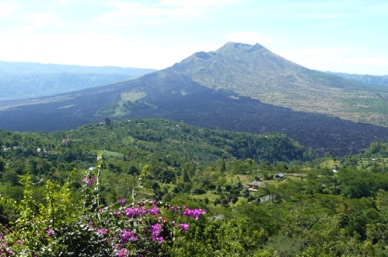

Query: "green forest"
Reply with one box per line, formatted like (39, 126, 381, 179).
(0, 118, 387, 256)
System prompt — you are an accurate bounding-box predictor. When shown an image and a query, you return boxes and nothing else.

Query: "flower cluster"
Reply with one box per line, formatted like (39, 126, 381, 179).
(116, 248, 129, 257)
(183, 207, 207, 220)
(0, 159, 207, 257)
(123, 206, 147, 218)
(0, 237, 15, 256)
(0, 193, 205, 257)
(149, 223, 164, 242)
(167, 205, 207, 220)
(120, 229, 138, 242)
(180, 223, 189, 232)
(46, 229, 55, 237)
(96, 228, 109, 236)
(80, 200, 205, 256)
(82, 175, 95, 186)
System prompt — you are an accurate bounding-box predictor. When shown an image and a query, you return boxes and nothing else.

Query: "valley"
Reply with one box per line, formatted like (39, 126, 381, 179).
(2, 0, 388, 255)
(0, 118, 387, 256)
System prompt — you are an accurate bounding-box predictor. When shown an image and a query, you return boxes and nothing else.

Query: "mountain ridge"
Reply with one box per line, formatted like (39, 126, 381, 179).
(332, 72, 388, 87)
(0, 61, 155, 100)
(0, 42, 388, 155)
(170, 42, 388, 127)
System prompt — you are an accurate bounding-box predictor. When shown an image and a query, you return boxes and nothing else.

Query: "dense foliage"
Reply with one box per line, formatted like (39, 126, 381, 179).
(0, 154, 206, 256)
(0, 118, 388, 256)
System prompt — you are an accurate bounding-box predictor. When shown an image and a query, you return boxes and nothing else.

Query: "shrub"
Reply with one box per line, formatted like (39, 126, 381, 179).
(0, 153, 205, 256)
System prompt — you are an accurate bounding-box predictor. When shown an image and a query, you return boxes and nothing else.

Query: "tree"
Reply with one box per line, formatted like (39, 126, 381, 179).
(0, 157, 5, 173)
(104, 117, 111, 126)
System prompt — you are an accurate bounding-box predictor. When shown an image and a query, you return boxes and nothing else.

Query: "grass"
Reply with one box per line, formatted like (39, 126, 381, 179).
(192, 191, 219, 203)
(102, 150, 124, 159)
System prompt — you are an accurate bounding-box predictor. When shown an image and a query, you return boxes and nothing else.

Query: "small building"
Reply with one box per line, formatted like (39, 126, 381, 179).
(260, 194, 276, 202)
(62, 138, 72, 145)
(275, 173, 285, 179)
(247, 180, 266, 190)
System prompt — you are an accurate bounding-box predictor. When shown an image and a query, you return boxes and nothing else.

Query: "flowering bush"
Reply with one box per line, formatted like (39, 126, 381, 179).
(0, 153, 206, 257)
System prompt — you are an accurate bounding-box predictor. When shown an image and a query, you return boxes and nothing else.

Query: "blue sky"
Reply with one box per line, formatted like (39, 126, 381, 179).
(1, 0, 387, 74)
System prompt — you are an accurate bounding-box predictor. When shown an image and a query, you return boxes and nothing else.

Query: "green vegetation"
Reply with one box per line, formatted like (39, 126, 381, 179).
(96, 101, 156, 117)
(343, 97, 388, 126)
(0, 118, 388, 256)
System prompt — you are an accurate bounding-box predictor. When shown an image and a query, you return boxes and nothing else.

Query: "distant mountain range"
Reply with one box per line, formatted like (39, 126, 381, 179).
(0, 61, 155, 100)
(0, 42, 388, 156)
(332, 72, 388, 87)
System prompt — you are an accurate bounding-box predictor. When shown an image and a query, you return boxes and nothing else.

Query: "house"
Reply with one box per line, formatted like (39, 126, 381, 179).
(247, 180, 266, 191)
(260, 194, 276, 202)
(275, 173, 285, 179)
(62, 138, 72, 145)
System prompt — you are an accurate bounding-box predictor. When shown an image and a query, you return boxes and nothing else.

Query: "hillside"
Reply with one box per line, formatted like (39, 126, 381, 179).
(0, 118, 307, 166)
(171, 42, 388, 127)
(0, 61, 155, 100)
(0, 43, 388, 155)
(1, 118, 388, 256)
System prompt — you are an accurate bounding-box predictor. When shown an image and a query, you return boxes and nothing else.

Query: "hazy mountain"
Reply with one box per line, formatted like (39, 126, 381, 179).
(331, 72, 388, 87)
(170, 42, 388, 127)
(0, 61, 155, 100)
(1, 42, 388, 156)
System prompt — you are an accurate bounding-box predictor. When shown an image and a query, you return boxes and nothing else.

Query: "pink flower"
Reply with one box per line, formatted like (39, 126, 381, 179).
(147, 208, 160, 215)
(120, 229, 137, 242)
(183, 208, 206, 220)
(83, 175, 95, 186)
(47, 228, 55, 237)
(117, 248, 129, 257)
(149, 224, 164, 242)
(119, 198, 126, 204)
(180, 223, 189, 232)
(124, 207, 146, 218)
(96, 228, 108, 236)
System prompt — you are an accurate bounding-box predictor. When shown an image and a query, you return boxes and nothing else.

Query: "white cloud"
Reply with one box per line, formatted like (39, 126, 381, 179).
(159, 0, 242, 9)
(0, 2, 19, 20)
(58, 0, 70, 6)
(23, 12, 63, 29)
(277, 46, 353, 69)
(96, 0, 242, 26)
(0, 31, 179, 69)
(0, 11, 64, 38)
(275, 46, 388, 74)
